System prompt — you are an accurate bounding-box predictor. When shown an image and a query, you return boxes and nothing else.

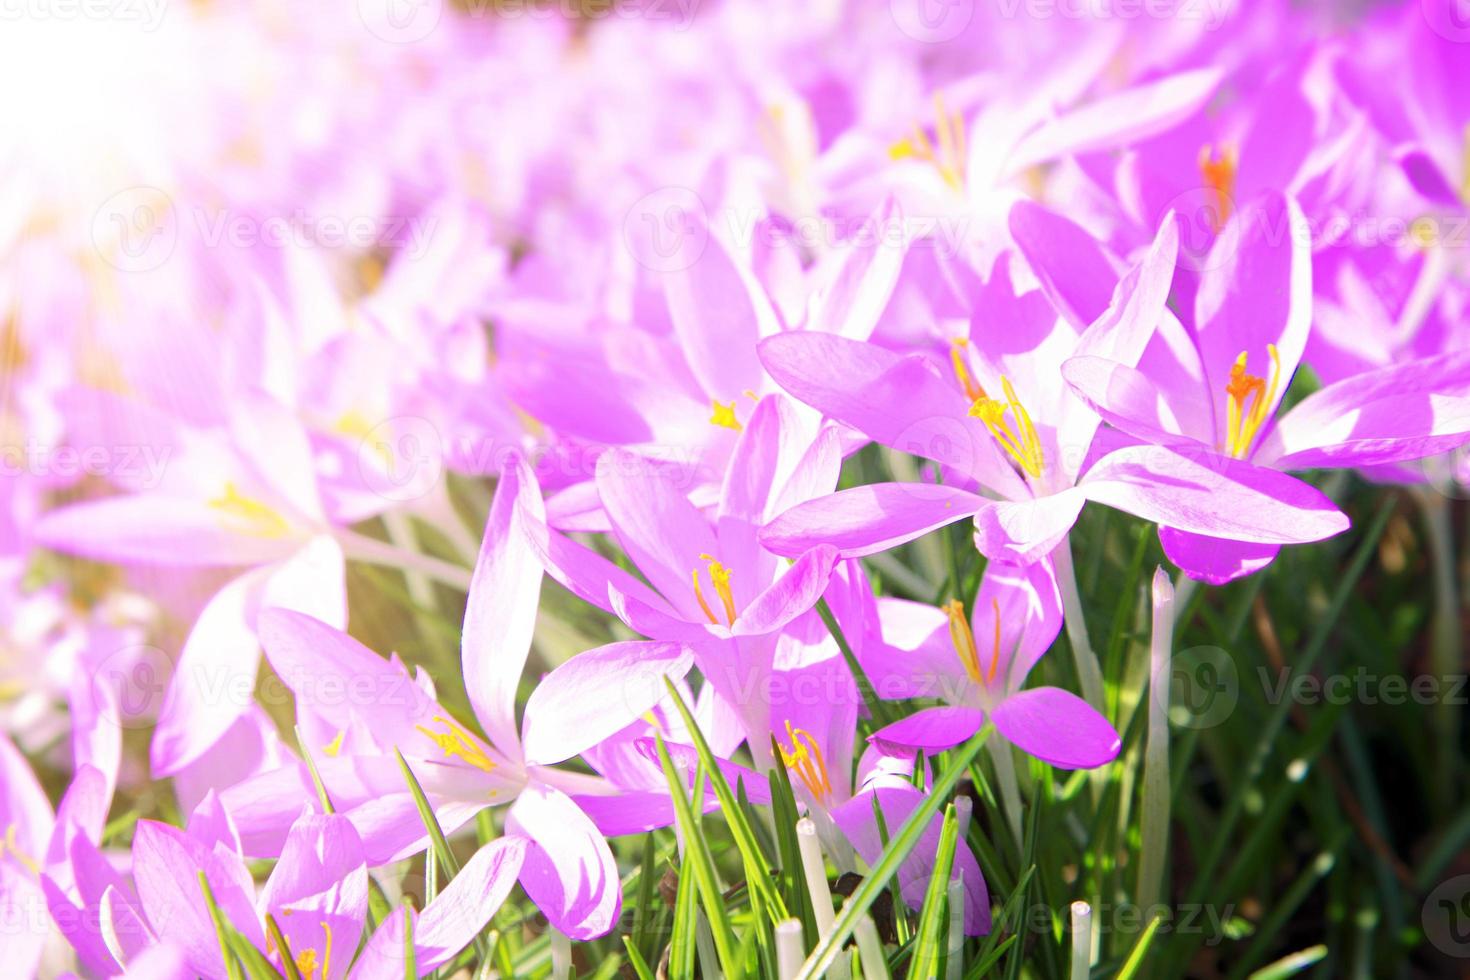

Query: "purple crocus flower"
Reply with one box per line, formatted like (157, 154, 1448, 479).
(757, 205, 1347, 567)
(864, 559, 1120, 771)
(0, 733, 53, 978)
(1064, 192, 1470, 581)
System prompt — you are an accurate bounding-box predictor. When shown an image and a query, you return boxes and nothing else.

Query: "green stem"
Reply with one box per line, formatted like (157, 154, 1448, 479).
(1053, 535, 1106, 713)
(334, 527, 474, 591)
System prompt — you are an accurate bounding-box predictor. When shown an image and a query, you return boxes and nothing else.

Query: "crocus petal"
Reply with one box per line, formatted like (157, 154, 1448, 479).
(1159, 528, 1282, 585)
(1, 869, 47, 980)
(463, 452, 544, 759)
(1008, 200, 1119, 329)
(412, 838, 528, 973)
(596, 451, 720, 622)
(132, 820, 263, 978)
(153, 535, 345, 777)
(119, 941, 191, 980)
(971, 489, 1087, 565)
(831, 785, 990, 935)
(758, 332, 1027, 499)
(805, 197, 905, 341)
(1256, 351, 1470, 470)
(991, 687, 1121, 769)
(1081, 445, 1349, 545)
(731, 545, 839, 637)
(1004, 67, 1222, 176)
(1062, 355, 1193, 447)
(506, 783, 622, 940)
(0, 733, 53, 857)
(522, 641, 693, 766)
(870, 706, 985, 753)
(663, 225, 771, 403)
(762, 483, 985, 559)
(33, 495, 301, 567)
(1193, 191, 1312, 433)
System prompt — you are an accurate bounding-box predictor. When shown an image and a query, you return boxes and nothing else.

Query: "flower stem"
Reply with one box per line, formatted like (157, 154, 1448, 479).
(1417, 488, 1461, 816)
(1136, 568, 1174, 914)
(333, 527, 474, 592)
(1053, 535, 1106, 712)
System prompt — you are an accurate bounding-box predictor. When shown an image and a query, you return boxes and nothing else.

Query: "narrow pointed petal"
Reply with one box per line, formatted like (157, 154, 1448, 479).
(522, 641, 693, 766)
(761, 483, 985, 559)
(507, 783, 622, 940)
(731, 545, 838, 637)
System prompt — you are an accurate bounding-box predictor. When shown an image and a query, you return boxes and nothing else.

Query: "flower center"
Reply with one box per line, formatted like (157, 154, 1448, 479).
(890, 92, 967, 192)
(949, 338, 986, 402)
(208, 481, 291, 539)
(1198, 142, 1237, 232)
(709, 399, 743, 432)
(415, 714, 497, 773)
(969, 376, 1044, 478)
(946, 597, 1001, 687)
(777, 721, 833, 806)
(1223, 344, 1281, 459)
(692, 554, 737, 626)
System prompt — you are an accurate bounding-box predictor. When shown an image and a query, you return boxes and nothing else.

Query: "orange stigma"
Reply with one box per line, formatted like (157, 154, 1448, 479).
(969, 376, 1044, 478)
(1198, 143, 1238, 232)
(949, 338, 987, 402)
(1223, 345, 1281, 459)
(778, 721, 834, 805)
(692, 554, 737, 626)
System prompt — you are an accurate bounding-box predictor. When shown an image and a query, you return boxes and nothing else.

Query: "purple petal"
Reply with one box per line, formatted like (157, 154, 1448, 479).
(663, 226, 771, 403)
(506, 783, 622, 940)
(732, 545, 838, 637)
(992, 687, 1121, 769)
(870, 706, 984, 753)
(413, 838, 528, 972)
(1159, 528, 1281, 585)
(522, 641, 693, 766)
(762, 483, 985, 559)
(971, 490, 1087, 565)
(1081, 445, 1349, 545)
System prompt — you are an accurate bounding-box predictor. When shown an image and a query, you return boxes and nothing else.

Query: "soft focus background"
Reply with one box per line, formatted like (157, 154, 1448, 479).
(4, 0, 1470, 977)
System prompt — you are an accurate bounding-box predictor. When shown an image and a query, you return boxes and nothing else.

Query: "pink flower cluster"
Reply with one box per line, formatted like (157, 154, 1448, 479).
(3, 0, 1470, 975)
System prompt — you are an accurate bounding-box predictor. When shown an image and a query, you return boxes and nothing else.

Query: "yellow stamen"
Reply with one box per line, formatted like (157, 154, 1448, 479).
(1223, 345, 1281, 459)
(0, 824, 39, 876)
(968, 376, 1045, 478)
(698, 553, 738, 626)
(208, 482, 291, 539)
(945, 599, 982, 685)
(322, 730, 345, 758)
(777, 721, 834, 805)
(949, 338, 986, 402)
(692, 568, 720, 625)
(889, 92, 967, 192)
(415, 715, 497, 773)
(1198, 143, 1238, 233)
(710, 399, 743, 432)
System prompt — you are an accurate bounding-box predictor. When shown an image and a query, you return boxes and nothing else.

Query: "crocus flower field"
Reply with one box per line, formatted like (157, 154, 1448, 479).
(5, 1, 1470, 977)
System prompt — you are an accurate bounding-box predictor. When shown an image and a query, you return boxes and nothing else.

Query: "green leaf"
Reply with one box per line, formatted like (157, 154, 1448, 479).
(910, 802, 961, 980)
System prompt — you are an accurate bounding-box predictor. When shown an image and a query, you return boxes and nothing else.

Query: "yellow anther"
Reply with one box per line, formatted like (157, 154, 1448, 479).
(208, 482, 291, 539)
(949, 338, 986, 402)
(415, 715, 497, 773)
(322, 730, 345, 758)
(777, 721, 834, 805)
(968, 376, 1045, 478)
(710, 399, 743, 432)
(1198, 143, 1238, 232)
(697, 553, 738, 626)
(945, 599, 982, 685)
(0, 824, 38, 876)
(1223, 345, 1280, 459)
(889, 92, 967, 192)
